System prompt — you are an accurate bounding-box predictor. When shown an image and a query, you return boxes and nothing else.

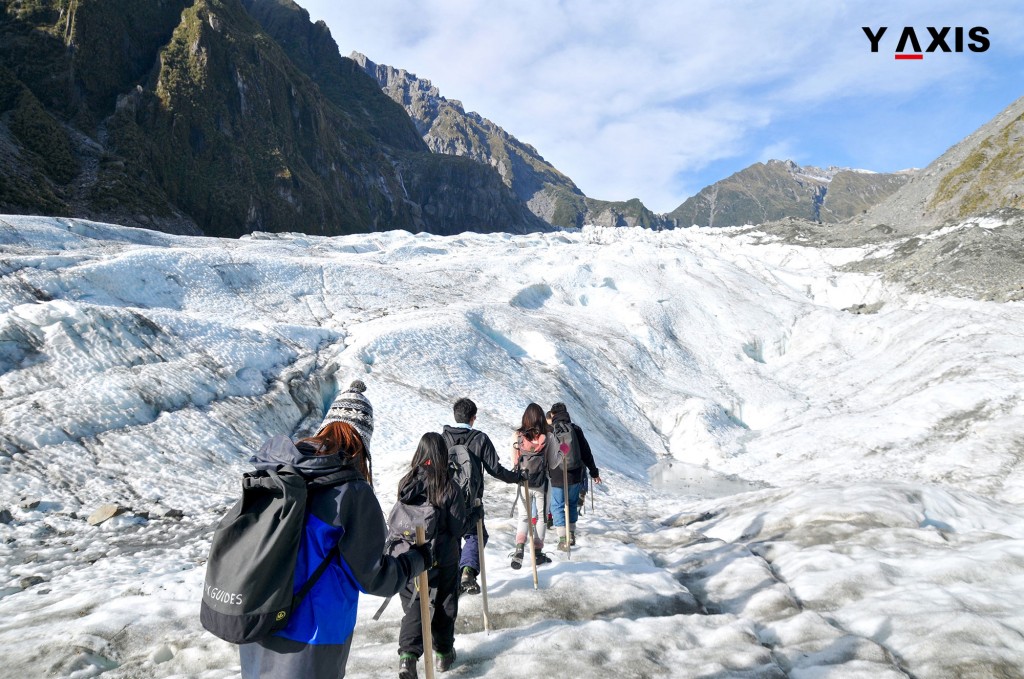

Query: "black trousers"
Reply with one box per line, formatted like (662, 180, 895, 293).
(398, 562, 460, 657)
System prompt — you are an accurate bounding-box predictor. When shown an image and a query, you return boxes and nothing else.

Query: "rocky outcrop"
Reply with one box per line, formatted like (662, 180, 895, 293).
(667, 160, 911, 228)
(853, 95, 1024, 233)
(352, 52, 671, 230)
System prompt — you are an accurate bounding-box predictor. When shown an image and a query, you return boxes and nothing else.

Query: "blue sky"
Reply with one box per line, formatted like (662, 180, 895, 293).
(301, 1, 1023, 213)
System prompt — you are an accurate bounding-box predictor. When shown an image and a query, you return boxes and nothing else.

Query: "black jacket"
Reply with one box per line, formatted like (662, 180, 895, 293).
(547, 416, 599, 487)
(395, 467, 468, 568)
(442, 424, 519, 523)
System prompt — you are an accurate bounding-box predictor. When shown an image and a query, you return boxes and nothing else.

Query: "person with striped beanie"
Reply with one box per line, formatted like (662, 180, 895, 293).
(318, 379, 375, 480)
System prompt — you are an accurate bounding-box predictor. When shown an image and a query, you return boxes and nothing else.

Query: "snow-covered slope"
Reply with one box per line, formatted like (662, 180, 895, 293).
(1, 215, 1022, 678)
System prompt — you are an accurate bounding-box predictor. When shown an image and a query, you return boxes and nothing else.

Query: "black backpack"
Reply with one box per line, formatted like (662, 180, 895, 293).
(549, 421, 582, 472)
(444, 431, 483, 511)
(200, 438, 361, 644)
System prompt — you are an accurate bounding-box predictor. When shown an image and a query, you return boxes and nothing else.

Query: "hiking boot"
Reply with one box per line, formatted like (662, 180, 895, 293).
(460, 566, 480, 595)
(435, 649, 457, 672)
(398, 653, 417, 679)
(509, 544, 525, 570)
(557, 536, 569, 552)
(535, 551, 553, 565)
(570, 531, 576, 547)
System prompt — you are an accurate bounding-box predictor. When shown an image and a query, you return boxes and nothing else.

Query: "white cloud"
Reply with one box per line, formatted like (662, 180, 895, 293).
(303, 0, 1024, 211)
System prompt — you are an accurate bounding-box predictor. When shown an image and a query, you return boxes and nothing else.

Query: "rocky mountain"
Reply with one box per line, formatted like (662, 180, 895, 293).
(728, 94, 1024, 304)
(0, 0, 547, 237)
(852, 95, 1024, 233)
(667, 159, 912, 228)
(352, 52, 672, 230)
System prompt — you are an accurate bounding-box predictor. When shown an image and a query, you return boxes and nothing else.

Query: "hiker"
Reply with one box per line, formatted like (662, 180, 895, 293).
(441, 397, 521, 595)
(543, 407, 595, 523)
(392, 432, 469, 678)
(546, 402, 601, 551)
(509, 403, 554, 568)
(239, 381, 430, 679)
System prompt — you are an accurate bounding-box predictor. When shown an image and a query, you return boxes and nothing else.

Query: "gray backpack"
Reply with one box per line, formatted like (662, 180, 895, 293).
(200, 444, 360, 644)
(548, 421, 582, 472)
(517, 436, 549, 488)
(385, 499, 440, 561)
(443, 431, 483, 511)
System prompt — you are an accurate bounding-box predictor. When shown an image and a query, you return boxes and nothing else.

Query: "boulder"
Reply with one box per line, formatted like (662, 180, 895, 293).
(87, 504, 128, 526)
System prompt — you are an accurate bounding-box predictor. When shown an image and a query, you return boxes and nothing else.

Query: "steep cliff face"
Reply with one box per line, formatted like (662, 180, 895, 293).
(0, 0, 547, 236)
(668, 160, 911, 228)
(353, 52, 672, 230)
(855, 95, 1024, 232)
(0, 0, 193, 228)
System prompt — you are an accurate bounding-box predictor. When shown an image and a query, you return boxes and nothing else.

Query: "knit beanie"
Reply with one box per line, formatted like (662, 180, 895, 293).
(319, 379, 375, 454)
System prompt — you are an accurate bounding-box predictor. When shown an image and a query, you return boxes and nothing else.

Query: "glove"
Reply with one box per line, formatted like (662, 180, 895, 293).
(517, 468, 528, 483)
(411, 542, 434, 570)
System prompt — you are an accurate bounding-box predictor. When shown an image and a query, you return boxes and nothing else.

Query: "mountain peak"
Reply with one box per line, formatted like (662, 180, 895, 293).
(669, 160, 910, 227)
(353, 54, 672, 229)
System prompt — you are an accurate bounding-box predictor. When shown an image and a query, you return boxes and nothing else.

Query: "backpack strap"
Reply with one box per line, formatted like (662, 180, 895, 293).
(444, 428, 481, 451)
(282, 469, 362, 620)
(372, 595, 393, 621)
(509, 482, 522, 518)
(289, 544, 339, 616)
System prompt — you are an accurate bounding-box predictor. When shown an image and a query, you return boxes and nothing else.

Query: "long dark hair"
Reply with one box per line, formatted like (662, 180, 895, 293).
(398, 432, 452, 507)
(298, 422, 372, 485)
(517, 402, 549, 442)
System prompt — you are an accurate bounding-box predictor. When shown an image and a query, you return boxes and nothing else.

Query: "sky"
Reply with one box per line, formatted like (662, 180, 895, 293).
(300, 0, 1024, 213)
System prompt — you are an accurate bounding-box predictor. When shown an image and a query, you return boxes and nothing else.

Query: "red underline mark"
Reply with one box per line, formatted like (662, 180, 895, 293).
(895, 54, 924, 60)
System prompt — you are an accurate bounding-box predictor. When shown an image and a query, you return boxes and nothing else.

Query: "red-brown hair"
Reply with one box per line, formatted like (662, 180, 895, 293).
(299, 421, 372, 485)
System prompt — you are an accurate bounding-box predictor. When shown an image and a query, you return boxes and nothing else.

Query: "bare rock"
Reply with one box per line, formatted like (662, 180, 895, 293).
(87, 504, 128, 526)
(19, 576, 44, 589)
(156, 507, 184, 520)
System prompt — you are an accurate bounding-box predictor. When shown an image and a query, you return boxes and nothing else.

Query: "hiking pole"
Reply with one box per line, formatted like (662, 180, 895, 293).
(476, 519, 491, 632)
(523, 482, 539, 589)
(415, 526, 435, 679)
(562, 456, 571, 561)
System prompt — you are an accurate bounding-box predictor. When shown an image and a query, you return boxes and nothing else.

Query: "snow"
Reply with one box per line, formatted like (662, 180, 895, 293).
(1, 214, 1023, 677)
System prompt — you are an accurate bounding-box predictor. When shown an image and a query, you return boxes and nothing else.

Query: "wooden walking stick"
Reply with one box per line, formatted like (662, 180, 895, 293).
(475, 518, 491, 632)
(523, 482, 539, 589)
(415, 526, 435, 679)
(562, 455, 572, 560)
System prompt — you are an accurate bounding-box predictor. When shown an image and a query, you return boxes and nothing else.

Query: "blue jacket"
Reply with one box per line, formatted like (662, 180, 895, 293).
(240, 436, 424, 678)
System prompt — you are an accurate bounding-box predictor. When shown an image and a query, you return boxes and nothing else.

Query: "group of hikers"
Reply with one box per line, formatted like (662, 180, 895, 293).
(211, 379, 601, 679)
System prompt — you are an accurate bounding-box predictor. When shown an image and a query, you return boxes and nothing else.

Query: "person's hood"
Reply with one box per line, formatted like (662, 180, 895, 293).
(398, 466, 430, 504)
(442, 424, 475, 443)
(250, 434, 353, 478)
(551, 411, 572, 426)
